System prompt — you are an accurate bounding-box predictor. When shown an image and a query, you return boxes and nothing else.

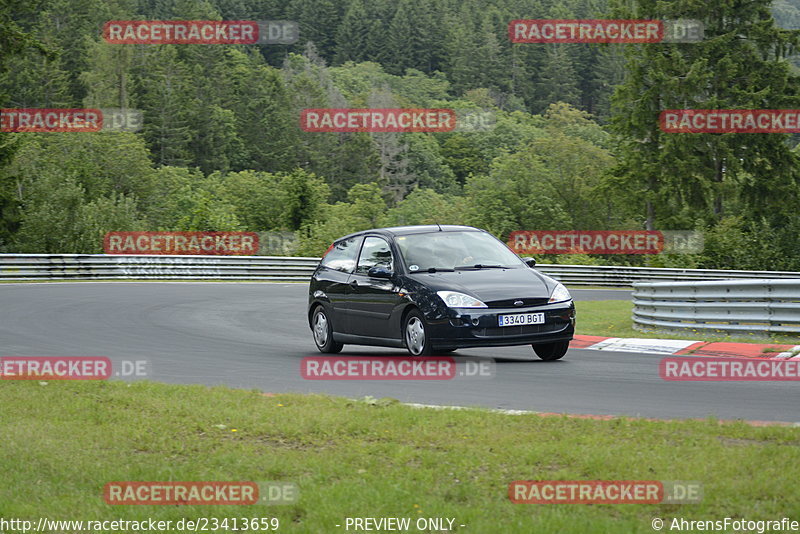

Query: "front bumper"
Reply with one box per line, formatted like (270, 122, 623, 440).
(426, 302, 575, 350)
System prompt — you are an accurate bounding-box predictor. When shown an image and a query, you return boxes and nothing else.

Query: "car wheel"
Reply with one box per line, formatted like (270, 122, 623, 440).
(404, 310, 433, 356)
(532, 340, 569, 361)
(312, 306, 343, 354)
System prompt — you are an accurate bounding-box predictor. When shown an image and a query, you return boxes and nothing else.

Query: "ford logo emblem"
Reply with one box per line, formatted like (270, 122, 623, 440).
(514, 300, 524, 306)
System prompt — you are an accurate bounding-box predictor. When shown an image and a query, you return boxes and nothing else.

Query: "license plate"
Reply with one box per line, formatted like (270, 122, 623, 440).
(498, 312, 545, 327)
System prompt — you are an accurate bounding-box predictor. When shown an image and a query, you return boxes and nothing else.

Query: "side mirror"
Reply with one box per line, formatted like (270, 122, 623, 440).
(368, 265, 393, 279)
(524, 257, 537, 268)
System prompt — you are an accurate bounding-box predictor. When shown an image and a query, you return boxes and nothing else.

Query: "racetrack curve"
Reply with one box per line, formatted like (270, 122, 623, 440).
(0, 282, 795, 422)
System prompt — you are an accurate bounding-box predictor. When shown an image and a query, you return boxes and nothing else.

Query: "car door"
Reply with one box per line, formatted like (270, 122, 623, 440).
(347, 236, 404, 340)
(315, 235, 362, 334)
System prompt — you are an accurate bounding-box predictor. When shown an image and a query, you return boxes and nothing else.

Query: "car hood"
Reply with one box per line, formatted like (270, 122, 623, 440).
(408, 267, 554, 301)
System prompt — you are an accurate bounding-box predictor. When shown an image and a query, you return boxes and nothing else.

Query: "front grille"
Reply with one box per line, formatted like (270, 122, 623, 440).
(474, 322, 564, 337)
(484, 297, 549, 309)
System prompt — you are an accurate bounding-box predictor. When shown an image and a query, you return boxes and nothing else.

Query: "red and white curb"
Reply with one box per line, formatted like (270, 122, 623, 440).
(570, 335, 800, 360)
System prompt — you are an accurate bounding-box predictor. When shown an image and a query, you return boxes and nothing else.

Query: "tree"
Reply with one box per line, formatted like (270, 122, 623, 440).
(534, 46, 581, 112)
(328, 132, 381, 201)
(439, 134, 486, 185)
(286, 0, 341, 60)
(81, 39, 133, 109)
(296, 182, 385, 256)
(6, 133, 156, 204)
(610, 0, 800, 229)
(0, 0, 52, 245)
(464, 153, 572, 239)
(132, 45, 194, 167)
(277, 169, 331, 230)
(13, 172, 143, 253)
(384, 0, 438, 74)
(217, 170, 284, 231)
(346, 182, 385, 227)
(384, 188, 467, 226)
(141, 166, 199, 230)
(228, 51, 298, 172)
(403, 133, 459, 194)
(333, 0, 371, 65)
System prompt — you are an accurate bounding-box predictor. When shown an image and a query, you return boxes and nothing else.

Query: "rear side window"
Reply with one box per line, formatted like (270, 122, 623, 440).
(320, 237, 361, 273)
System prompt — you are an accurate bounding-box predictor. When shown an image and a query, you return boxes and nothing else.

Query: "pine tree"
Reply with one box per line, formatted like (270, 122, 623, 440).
(611, 0, 800, 228)
(535, 45, 582, 112)
(333, 0, 371, 65)
(132, 46, 194, 167)
(286, 0, 342, 62)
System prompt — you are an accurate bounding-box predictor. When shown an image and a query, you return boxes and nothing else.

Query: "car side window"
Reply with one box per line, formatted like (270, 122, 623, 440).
(356, 237, 393, 275)
(320, 236, 361, 273)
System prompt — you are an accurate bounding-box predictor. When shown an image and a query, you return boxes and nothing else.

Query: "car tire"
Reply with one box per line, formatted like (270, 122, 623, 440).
(532, 340, 569, 361)
(403, 310, 433, 356)
(311, 305, 343, 354)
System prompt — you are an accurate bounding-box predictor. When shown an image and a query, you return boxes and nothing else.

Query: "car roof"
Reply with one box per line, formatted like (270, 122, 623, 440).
(336, 225, 483, 242)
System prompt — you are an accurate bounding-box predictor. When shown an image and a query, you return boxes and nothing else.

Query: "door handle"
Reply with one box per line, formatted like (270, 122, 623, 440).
(349, 279, 359, 287)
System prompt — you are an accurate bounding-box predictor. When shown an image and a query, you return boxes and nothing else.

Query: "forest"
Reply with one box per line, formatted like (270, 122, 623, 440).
(2, 0, 800, 270)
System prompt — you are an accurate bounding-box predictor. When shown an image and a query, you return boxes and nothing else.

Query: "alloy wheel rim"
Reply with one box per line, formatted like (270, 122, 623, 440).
(406, 317, 425, 355)
(313, 311, 328, 346)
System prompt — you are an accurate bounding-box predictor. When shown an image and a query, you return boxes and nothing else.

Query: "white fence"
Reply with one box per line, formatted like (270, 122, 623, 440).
(633, 279, 800, 334)
(2, 254, 800, 287)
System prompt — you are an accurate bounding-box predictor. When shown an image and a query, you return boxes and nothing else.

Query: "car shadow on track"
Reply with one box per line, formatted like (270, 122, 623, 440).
(291, 349, 567, 364)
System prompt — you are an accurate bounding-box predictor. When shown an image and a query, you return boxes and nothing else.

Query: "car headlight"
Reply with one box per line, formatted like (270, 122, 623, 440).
(548, 282, 571, 303)
(437, 291, 487, 308)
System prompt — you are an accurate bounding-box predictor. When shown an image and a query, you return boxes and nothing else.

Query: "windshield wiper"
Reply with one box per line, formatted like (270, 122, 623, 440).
(454, 264, 505, 270)
(421, 267, 455, 273)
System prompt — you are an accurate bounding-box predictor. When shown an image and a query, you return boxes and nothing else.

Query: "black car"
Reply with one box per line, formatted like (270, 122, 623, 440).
(307, 225, 575, 360)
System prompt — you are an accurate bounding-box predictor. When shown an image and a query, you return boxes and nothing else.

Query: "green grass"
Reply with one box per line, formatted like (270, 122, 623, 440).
(575, 300, 800, 345)
(1, 381, 798, 533)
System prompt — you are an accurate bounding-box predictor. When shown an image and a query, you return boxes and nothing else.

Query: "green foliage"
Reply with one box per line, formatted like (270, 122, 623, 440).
(699, 216, 800, 271)
(7, 133, 156, 203)
(0, 0, 797, 271)
(278, 169, 331, 230)
(383, 188, 467, 227)
(13, 174, 143, 253)
(610, 0, 800, 230)
(295, 202, 368, 257)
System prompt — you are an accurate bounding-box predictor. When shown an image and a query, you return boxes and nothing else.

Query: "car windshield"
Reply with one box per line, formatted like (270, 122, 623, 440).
(395, 231, 524, 272)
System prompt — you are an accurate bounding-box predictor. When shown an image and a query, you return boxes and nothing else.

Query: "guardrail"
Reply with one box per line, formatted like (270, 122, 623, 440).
(633, 279, 800, 334)
(533, 264, 800, 286)
(1, 254, 800, 286)
(0, 254, 321, 282)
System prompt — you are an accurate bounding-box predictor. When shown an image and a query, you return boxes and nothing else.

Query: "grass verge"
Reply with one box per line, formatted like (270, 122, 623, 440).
(1, 381, 798, 533)
(575, 300, 800, 345)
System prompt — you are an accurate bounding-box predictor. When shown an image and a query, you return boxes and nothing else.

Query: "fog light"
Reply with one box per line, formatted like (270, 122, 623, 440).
(471, 318, 480, 326)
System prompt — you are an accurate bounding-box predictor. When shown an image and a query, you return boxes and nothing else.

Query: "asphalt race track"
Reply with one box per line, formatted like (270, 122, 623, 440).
(1, 282, 796, 423)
